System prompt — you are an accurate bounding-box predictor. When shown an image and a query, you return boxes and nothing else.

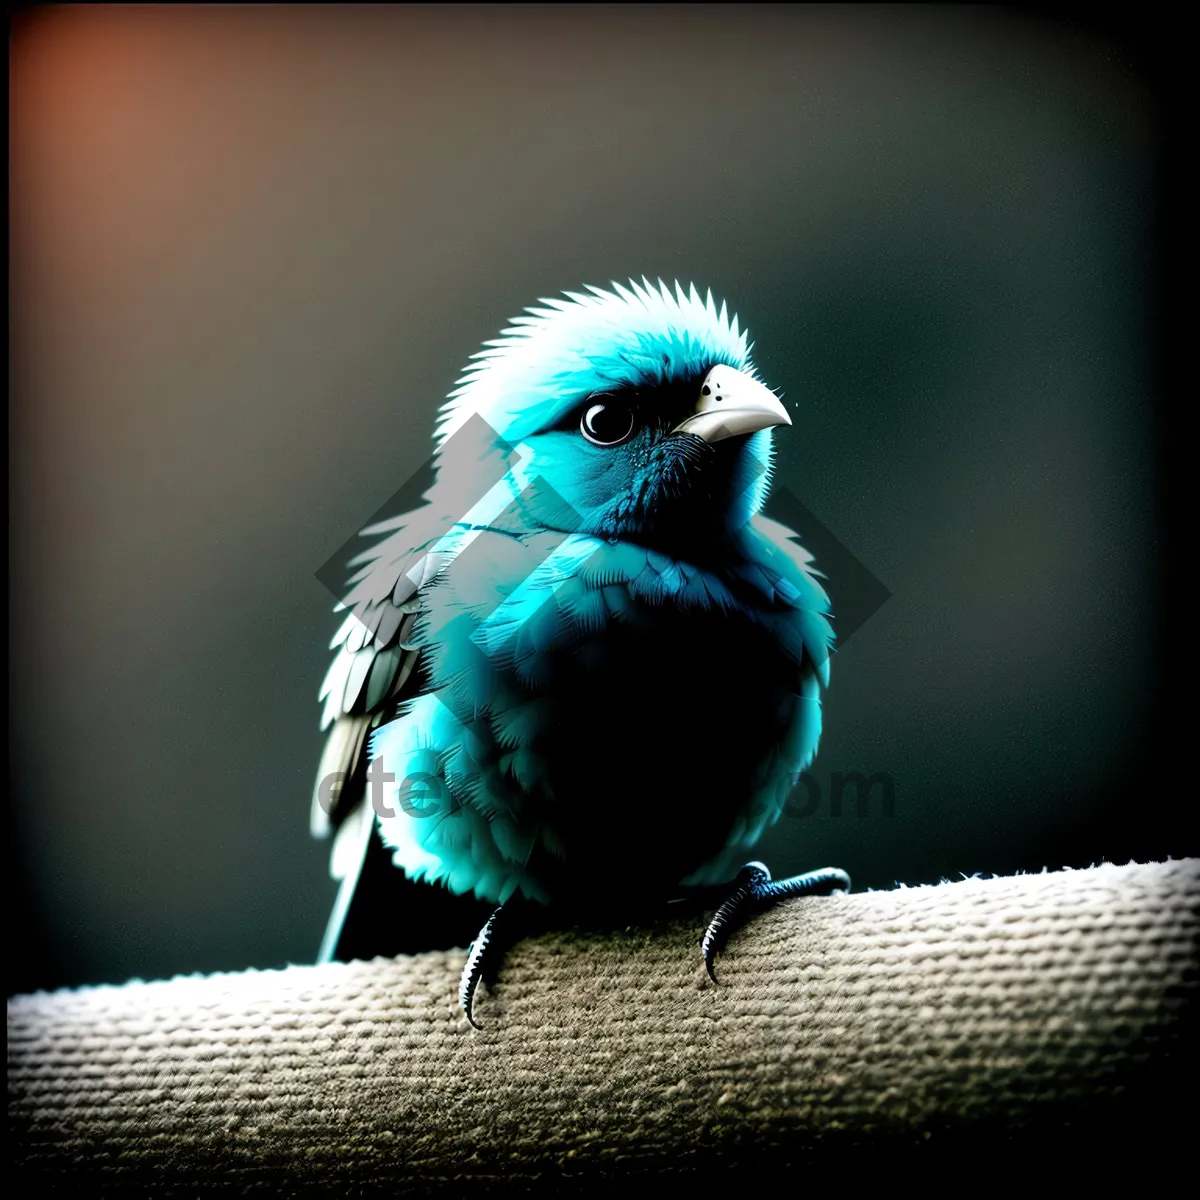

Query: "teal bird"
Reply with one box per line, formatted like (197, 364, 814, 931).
(313, 279, 848, 1025)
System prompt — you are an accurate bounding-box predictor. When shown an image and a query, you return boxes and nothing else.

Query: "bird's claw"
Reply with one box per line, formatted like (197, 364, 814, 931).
(701, 862, 850, 982)
(460, 896, 532, 1028)
(459, 904, 505, 1029)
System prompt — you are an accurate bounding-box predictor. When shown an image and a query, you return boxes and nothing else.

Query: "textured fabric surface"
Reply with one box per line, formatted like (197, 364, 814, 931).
(9, 859, 1198, 1192)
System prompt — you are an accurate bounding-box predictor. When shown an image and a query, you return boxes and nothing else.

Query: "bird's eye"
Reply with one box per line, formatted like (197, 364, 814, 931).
(580, 398, 637, 447)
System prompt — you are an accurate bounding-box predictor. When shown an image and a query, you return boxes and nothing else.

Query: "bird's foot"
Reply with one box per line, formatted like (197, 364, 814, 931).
(701, 862, 850, 983)
(460, 898, 526, 1029)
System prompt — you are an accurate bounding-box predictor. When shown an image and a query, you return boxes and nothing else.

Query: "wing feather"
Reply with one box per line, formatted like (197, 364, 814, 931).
(312, 510, 444, 845)
(312, 505, 456, 962)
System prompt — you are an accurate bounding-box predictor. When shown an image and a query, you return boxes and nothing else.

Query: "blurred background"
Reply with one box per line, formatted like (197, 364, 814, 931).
(10, 6, 1181, 993)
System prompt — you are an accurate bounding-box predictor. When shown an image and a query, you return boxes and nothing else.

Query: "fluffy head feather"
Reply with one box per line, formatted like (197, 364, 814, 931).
(435, 278, 754, 449)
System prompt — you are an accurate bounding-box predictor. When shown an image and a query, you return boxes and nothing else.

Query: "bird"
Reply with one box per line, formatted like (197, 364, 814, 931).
(312, 278, 849, 1026)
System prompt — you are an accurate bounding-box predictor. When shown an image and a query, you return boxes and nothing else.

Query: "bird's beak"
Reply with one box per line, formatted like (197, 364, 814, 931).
(671, 366, 792, 443)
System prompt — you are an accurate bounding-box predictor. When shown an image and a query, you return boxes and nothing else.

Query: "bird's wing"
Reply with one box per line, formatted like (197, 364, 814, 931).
(312, 508, 449, 962)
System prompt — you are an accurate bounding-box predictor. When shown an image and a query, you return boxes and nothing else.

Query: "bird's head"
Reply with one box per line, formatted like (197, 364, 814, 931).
(432, 279, 790, 557)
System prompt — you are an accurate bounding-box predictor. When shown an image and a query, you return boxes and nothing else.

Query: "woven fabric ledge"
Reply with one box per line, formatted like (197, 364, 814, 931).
(9, 858, 1198, 1192)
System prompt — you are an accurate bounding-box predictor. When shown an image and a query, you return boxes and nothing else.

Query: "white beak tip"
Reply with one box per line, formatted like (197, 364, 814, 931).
(671, 366, 793, 443)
